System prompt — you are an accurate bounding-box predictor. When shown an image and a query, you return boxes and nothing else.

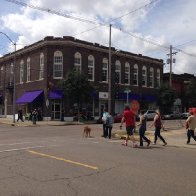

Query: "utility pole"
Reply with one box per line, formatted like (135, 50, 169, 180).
(108, 24, 112, 113)
(0, 32, 16, 123)
(167, 45, 177, 88)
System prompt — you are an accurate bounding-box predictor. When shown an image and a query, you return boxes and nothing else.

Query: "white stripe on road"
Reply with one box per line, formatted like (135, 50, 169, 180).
(0, 141, 33, 146)
(0, 145, 57, 153)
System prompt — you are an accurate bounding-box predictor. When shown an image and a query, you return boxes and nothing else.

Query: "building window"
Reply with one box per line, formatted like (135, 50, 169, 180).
(20, 60, 24, 84)
(53, 51, 63, 78)
(133, 64, 138, 86)
(142, 66, 147, 87)
(88, 55, 94, 81)
(10, 62, 13, 83)
(0, 66, 4, 87)
(102, 58, 108, 82)
(74, 52, 82, 72)
(27, 57, 31, 82)
(149, 67, 154, 88)
(125, 62, 130, 85)
(115, 60, 121, 84)
(156, 69, 160, 88)
(39, 53, 44, 80)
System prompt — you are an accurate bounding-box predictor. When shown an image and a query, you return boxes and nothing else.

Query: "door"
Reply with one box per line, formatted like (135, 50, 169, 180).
(51, 100, 61, 120)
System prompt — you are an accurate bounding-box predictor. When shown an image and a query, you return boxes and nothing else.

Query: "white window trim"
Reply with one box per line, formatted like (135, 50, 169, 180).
(20, 60, 24, 84)
(27, 57, 31, 82)
(53, 51, 63, 79)
(142, 66, 147, 87)
(102, 58, 108, 83)
(39, 53, 44, 80)
(74, 52, 82, 73)
(149, 67, 154, 88)
(133, 64, 138, 86)
(125, 62, 130, 85)
(157, 69, 160, 88)
(115, 60, 121, 84)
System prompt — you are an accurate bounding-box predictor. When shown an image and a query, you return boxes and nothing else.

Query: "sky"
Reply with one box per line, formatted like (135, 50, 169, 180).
(0, 0, 196, 75)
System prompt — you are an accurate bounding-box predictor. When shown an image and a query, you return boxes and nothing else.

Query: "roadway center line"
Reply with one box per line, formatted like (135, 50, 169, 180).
(28, 150, 98, 170)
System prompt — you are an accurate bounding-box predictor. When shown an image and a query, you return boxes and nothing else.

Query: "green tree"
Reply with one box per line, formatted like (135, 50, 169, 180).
(158, 85, 176, 114)
(184, 79, 196, 107)
(61, 70, 94, 118)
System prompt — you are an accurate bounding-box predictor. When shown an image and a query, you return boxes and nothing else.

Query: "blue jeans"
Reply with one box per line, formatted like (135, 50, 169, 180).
(154, 127, 166, 144)
(106, 126, 112, 139)
(139, 127, 150, 146)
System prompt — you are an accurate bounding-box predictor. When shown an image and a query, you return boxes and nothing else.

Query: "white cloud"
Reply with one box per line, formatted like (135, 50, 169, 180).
(0, 0, 196, 75)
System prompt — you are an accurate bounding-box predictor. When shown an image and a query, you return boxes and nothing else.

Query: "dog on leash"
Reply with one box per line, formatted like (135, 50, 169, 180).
(83, 126, 91, 138)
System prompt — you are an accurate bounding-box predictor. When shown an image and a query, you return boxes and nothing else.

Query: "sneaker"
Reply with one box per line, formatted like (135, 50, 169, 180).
(187, 141, 190, 144)
(163, 142, 167, 146)
(133, 143, 138, 148)
(122, 142, 128, 146)
(153, 142, 156, 145)
(147, 141, 151, 147)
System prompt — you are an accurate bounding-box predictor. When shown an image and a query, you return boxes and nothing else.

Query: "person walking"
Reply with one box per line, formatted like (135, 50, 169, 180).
(185, 111, 196, 144)
(137, 110, 151, 147)
(17, 109, 24, 122)
(101, 109, 109, 137)
(150, 110, 167, 146)
(32, 109, 38, 125)
(105, 112, 114, 139)
(120, 105, 137, 147)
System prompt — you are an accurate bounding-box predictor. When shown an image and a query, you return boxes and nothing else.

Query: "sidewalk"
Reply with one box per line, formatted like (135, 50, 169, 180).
(0, 118, 92, 127)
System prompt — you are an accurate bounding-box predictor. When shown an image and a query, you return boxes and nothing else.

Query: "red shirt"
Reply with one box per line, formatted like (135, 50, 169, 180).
(123, 109, 135, 127)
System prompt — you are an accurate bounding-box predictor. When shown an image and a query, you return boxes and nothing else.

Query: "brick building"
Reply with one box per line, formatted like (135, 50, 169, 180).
(0, 36, 163, 120)
(163, 73, 196, 112)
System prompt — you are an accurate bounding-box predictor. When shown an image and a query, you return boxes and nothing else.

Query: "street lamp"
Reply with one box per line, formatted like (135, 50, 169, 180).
(124, 89, 131, 105)
(0, 32, 16, 123)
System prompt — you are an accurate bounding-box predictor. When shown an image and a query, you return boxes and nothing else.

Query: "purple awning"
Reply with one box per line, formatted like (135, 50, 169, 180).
(49, 90, 64, 99)
(16, 90, 43, 104)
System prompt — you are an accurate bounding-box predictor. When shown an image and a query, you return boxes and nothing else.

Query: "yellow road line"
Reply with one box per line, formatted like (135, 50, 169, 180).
(28, 150, 98, 170)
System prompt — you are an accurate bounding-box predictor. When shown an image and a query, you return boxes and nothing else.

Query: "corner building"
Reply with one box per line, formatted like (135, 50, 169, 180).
(0, 36, 163, 120)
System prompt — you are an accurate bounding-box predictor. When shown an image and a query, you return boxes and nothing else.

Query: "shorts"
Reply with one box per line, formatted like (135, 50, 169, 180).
(126, 125, 134, 136)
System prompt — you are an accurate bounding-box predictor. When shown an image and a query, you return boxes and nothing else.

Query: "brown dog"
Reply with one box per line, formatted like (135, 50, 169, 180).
(83, 126, 91, 138)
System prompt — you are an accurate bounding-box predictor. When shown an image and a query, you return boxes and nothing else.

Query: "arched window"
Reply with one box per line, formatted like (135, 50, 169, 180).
(27, 57, 31, 82)
(149, 67, 154, 88)
(142, 66, 147, 87)
(133, 64, 138, 86)
(88, 55, 94, 81)
(74, 52, 82, 72)
(156, 69, 160, 88)
(20, 60, 24, 83)
(125, 62, 130, 85)
(102, 58, 108, 82)
(53, 51, 63, 78)
(39, 53, 44, 80)
(115, 60, 121, 84)
(10, 62, 13, 84)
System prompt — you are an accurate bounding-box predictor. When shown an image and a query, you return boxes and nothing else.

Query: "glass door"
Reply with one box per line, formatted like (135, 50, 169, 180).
(51, 100, 61, 120)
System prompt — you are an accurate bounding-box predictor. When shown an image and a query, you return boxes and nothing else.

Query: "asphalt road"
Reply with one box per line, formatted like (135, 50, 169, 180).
(0, 123, 195, 196)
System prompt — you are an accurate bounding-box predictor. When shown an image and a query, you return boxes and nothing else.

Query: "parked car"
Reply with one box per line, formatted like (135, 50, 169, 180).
(181, 112, 190, 119)
(144, 110, 156, 120)
(162, 112, 182, 120)
(162, 113, 175, 120)
(113, 113, 123, 123)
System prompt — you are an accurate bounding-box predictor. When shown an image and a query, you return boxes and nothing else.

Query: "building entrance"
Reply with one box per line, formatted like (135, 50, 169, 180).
(51, 100, 61, 120)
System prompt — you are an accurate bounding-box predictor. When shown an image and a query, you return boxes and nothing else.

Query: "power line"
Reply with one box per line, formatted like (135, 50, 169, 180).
(110, 0, 158, 23)
(4, 0, 99, 25)
(4, 0, 196, 58)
